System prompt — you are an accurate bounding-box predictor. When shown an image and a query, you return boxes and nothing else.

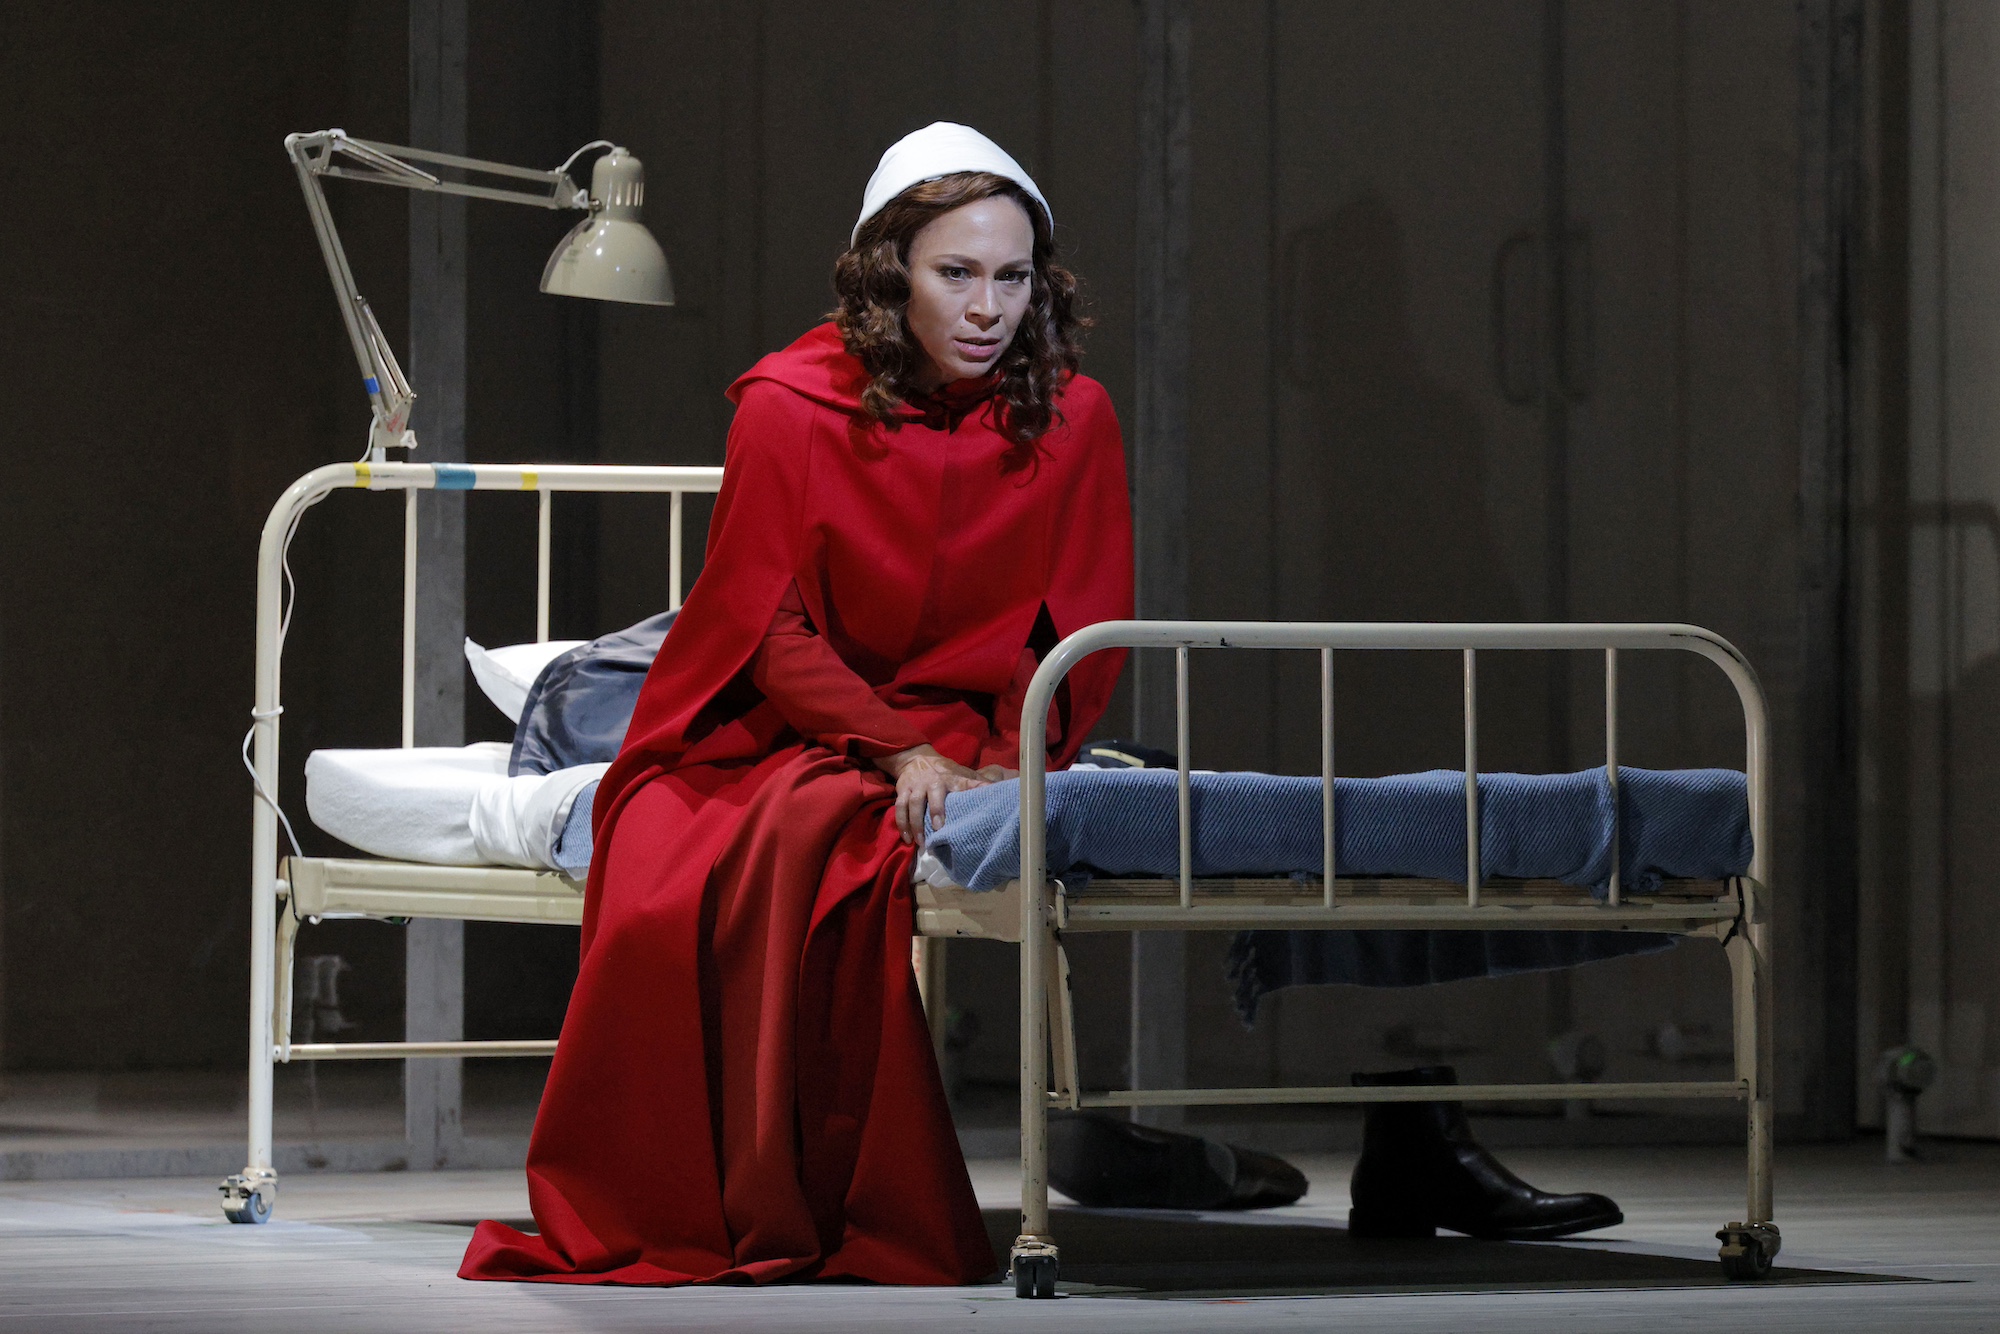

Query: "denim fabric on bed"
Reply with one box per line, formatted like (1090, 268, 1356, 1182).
(510, 610, 677, 776)
(553, 780, 599, 880)
(923, 766, 1750, 896)
(925, 766, 1749, 1016)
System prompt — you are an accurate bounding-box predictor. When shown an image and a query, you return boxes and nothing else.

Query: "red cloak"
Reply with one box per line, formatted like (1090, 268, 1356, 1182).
(459, 323, 1133, 1286)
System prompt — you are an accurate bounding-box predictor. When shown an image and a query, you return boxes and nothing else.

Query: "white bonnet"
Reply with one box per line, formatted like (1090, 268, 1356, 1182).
(851, 121, 1051, 245)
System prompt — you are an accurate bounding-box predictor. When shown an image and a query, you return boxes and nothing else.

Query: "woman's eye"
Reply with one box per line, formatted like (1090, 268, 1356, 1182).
(939, 266, 970, 280)
(1000, 270, 1030, 284)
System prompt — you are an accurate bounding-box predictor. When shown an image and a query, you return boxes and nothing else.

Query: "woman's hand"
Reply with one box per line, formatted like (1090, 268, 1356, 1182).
(878, 745, 995, 844)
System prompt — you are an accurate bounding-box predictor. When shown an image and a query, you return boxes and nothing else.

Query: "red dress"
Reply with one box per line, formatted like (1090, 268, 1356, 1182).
(459, 323, 1133, 1286)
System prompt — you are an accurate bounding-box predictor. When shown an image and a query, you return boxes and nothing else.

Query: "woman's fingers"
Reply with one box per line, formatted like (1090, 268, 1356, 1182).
(887, 755, 1000, 842)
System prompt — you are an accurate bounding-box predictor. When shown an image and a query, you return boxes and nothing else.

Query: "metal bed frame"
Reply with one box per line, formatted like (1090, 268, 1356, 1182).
(999, 621, 1778, 1297)
(228, 463, 1779, 1297)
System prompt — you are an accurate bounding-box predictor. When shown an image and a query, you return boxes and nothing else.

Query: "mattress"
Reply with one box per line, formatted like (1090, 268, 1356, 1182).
(309, 757, 1749, 900)
(304, 743, 606, 876)
(922, 766, 1752, 895)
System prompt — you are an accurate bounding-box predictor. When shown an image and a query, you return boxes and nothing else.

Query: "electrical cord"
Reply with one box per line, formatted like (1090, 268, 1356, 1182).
(554, 139, 615, 185)
(242, 717, 303, 862)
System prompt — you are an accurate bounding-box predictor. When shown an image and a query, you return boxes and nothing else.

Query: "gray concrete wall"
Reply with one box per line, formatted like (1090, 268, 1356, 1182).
(1854, 0, 2000, 1139)
(0, 0, 1908, 1153)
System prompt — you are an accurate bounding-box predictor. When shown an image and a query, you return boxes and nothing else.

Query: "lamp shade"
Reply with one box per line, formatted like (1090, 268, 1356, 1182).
(540, 147, 674, 305)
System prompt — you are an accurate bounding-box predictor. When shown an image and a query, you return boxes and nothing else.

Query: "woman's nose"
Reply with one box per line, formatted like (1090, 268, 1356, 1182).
(966, 282, 1002, 324)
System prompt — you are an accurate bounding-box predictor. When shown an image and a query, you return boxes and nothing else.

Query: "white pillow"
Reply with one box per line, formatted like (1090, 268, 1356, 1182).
(464, 638, 588, 724)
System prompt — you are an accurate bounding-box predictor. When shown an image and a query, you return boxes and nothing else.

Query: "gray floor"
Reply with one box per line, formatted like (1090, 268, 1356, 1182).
(2, 1141, 1995, 1332)
(0, 1067, 1034, 1181)
(0, 1068, 1745, 1187)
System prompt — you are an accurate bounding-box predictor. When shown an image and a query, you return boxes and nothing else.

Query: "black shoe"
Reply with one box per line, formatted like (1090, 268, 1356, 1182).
(1048, 1112, 1308, 1210)
(1347, 1066, 1624, 1240)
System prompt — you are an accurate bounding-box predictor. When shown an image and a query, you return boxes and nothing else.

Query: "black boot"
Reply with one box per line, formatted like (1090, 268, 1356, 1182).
(1348, 1066, 1623, 1240)
(1048, 1112, 1308, 1210)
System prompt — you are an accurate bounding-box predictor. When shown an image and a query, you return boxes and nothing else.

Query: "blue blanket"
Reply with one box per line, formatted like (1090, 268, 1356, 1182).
(923, 766, 1750, 895)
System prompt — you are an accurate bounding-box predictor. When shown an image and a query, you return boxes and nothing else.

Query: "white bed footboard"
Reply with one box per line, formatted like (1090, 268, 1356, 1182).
(1003, 621, 1778, 1296)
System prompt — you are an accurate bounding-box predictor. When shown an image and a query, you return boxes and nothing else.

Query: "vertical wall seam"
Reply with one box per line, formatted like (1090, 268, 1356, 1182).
(1266, 0, 1282, 770)
(1673, 0, 1692, 753)
(1932, 0, 1953, 1018)
(1797, 0, 1867, 1135)
(1542, 0, 1573, 771)
(404, 0, 469, 1170)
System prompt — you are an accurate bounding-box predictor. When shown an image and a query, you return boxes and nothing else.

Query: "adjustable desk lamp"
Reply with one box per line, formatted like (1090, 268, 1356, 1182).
(284, 129, 674, 460)
(278, 131, 673, 745)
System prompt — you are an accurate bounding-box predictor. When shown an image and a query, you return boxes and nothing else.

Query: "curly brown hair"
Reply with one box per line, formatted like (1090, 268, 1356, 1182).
(830, 171, 1088, 446)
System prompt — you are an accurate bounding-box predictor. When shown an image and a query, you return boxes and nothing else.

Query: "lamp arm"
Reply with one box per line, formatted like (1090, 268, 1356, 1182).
(283, 129, 611, 459)
(285, 131, 422, 458)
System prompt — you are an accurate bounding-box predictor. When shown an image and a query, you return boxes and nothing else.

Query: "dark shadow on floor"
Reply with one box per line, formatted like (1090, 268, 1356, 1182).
(980, 1208, 1921, 1298)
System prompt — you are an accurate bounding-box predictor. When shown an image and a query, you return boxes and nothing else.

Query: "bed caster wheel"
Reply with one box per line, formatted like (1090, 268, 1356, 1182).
(222, 1190, 272, 1225)
(1010, 1239, 1058, 1299)
(1717, 1222, 1779, 1279)
(220, 1172, 275, 1225)
(1012, 1254, 1056, 1298)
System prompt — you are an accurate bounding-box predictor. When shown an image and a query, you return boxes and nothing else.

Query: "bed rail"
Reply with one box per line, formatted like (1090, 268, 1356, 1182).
(1006, 620, 1777, 1293)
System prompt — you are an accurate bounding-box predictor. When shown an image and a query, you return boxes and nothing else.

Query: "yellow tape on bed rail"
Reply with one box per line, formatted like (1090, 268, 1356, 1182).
(521, 469, 539, 491)
(353, 462, 372, 487)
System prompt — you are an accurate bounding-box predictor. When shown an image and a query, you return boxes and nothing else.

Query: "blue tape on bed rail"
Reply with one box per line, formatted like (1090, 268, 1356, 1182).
(363, 376, 380, 394)
(433, 464, 477, 490)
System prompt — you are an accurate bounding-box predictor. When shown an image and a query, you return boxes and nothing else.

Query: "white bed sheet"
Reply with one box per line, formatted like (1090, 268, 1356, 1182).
(304, 743, 607, 870)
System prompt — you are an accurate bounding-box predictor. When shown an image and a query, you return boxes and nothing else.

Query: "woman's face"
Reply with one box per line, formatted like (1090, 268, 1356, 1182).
(903, 195, 1036, 391)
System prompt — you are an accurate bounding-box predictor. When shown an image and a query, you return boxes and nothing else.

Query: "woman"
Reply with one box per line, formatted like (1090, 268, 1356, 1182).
(461, 123, 1133, 1286)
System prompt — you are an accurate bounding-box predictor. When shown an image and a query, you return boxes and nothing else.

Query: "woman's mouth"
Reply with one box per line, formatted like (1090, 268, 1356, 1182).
(953, 336, 1002, 363)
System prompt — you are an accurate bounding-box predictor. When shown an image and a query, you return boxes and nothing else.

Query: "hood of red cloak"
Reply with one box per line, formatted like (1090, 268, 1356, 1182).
(728, 323, 1004, 423)
(728, 323, 872, 414)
